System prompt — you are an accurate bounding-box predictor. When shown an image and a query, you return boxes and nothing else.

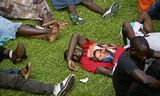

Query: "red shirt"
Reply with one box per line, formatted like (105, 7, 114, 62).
(79, 39, 124, 73)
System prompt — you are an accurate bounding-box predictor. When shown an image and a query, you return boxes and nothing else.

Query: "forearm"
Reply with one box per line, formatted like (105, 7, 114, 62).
(123, 21, 135, 40)
(95, 66, 112, 77)
(67, 34, 79, 60)
(153, 51, 160, 59)
(131, 69, 160, 89)
(103, 70, 112, 77)
(144, 76, 160, 89)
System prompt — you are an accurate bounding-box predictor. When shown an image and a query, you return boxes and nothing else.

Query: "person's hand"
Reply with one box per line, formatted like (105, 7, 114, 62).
(68, 60, 78, 71)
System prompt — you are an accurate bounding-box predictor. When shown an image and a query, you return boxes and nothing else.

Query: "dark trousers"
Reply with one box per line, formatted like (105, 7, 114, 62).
(0, 69, 19, 74)
(0, 72, 54, 95)
(127, 59, 160, 96)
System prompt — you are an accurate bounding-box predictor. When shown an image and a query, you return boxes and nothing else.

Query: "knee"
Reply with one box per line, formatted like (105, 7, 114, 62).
(140, 11, 149, 18)
(82, 0, 93, 5)
(141, 11, 148, 15)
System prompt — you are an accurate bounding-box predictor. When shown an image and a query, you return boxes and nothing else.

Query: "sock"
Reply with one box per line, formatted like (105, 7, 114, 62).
(9, 50, 13, 59)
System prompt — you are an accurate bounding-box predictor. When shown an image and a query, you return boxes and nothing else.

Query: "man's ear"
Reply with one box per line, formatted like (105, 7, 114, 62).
(130, 47, 136, 55)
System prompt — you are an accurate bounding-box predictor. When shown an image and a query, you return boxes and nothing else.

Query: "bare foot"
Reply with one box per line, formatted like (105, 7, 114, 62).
(48, 27, 59, 42)
(42, 20, 59, 27)
(58, 22, 68, 29)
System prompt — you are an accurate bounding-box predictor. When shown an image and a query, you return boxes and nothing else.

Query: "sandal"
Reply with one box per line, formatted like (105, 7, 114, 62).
(20, 63, 32, 79)
(11, 43, 27, 64)
(70, 14, 85, 25)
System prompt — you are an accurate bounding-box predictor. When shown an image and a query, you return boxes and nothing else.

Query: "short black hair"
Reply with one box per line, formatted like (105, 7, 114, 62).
(64, 48, 82, 62)
(130, 36, 149, 51)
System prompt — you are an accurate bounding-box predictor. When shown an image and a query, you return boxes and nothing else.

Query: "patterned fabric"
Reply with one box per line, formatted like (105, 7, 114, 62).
(51, 0, 82, 10)
(0, 0, 50, 20)
(0, 16, 22, 46)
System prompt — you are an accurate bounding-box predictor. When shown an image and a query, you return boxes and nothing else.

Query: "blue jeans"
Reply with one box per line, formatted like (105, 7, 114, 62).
(0, 69, 19, 74)
(149, 0, 160, 19)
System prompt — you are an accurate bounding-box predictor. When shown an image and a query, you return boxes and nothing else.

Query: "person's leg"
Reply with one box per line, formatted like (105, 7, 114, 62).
(68, 4, 85, 25)
(68, 4, 78, 15)
(0, 43, 27, 64)
(136, 11, 154, 33)
(16, 25, 50, 36)
(41, 11, 55, 26)
(148, 0, 160, 20)
(0, 63, 31, 79)
(33, 0, 52, 24)
(0, 73, 75, 95)
(0, 72, 54, 95)
(82, 0, 104, 15)
(11, 43, 27, 64)
(16, 25, 59, 42)
(82, 0, 119, 18)
(0, 69, 19, 74)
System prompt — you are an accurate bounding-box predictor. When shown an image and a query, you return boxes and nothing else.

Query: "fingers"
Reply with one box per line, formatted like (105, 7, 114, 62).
(69, 64, 77, 71)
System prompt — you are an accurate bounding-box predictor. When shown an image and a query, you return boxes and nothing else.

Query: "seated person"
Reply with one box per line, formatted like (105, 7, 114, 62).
(0, 41, 75, 96)
(0, 16, 59, 46)
(138, 0, 160, 20)
(51, 0, 119, 24)
(0, 42, 27, 64)
(0, 0, 68, 29)
(112, 36, 160, 96)
(121, 11, 160, 51)
(0, 63, 32, 79)
(0, 72, 75, 96)
(64, 33, 124, 77)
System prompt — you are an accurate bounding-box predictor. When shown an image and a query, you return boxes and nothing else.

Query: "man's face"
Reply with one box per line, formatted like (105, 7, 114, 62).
(94, 49, 109, 61)
(73, 48, 83, 61)
(130, 48, 148, 63)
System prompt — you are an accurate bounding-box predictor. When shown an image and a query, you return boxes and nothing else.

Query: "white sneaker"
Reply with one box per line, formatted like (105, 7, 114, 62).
(53, 74, 75, 96)
(102, 2, 119, 18)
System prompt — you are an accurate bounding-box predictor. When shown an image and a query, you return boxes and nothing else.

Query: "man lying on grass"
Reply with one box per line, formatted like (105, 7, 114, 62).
(64, 33, 124, 77)
(121, 11, 160, 51)
(112, 36, 160, 96)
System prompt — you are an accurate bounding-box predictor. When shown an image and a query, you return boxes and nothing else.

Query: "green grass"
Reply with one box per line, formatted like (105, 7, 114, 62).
(0, 0, 160, 96)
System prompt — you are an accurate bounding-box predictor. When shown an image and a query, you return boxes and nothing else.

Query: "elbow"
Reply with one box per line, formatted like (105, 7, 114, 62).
(72, 33, 79, 38)
(141, 77, 159, 88)
(142, 79, 150, 85)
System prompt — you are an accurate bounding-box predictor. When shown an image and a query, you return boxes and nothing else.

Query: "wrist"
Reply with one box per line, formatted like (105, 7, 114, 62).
(67, 58, 71, 61)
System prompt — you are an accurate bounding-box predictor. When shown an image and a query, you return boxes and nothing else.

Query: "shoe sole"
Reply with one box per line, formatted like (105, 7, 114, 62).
(103, 2, 119, 18)
(57, 74, 75, 96)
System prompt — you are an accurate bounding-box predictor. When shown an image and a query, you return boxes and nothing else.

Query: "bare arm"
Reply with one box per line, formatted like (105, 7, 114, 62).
(152, 51, 160, 59)
(122, 21, 136, 41)
(130, 69, 160, 89)
(67, 33, 88, 71)
(95, 66, 112, 77)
